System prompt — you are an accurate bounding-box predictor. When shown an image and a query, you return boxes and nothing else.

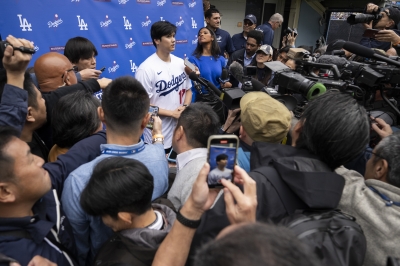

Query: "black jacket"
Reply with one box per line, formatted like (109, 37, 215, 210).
(187, 142, 345, 265)
(227, 48, 257, 87)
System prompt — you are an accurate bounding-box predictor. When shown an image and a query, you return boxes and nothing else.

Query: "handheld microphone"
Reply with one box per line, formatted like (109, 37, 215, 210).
(343, 41, 400, 67)
(229, 61, 245, 83)
(188, 72, 221, 97)
(219, 68, 230, 84)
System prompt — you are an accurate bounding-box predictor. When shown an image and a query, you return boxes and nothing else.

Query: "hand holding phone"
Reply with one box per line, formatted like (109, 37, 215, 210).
(363, 29, 380, 38)
(146, 106, 159, 130)
(207, 135, 239, 188)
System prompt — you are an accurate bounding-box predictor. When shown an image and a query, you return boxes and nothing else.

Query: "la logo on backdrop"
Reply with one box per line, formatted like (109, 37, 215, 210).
(17, 14, 32, 31)
(130, 60, 138, 73)
(77, 15, 88, 30)
(123, 16, 132, 30)
(191, 17, 197, 29)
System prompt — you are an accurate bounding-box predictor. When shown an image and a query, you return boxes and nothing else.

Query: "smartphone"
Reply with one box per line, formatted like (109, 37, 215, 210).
(207, 135, 239, 188)
(146, 106, 159, 130)
(100, 67, 106, 72)
(363, 29, 380, 38)
(167, 148, 177, 163)
(184, 58, 197, 72)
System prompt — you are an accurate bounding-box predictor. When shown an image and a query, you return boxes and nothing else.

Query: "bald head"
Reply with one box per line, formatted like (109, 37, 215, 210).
(34, 52, 77, 92)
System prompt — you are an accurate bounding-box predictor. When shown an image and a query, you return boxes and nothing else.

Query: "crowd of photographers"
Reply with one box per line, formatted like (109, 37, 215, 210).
(1, 1, 400, 266)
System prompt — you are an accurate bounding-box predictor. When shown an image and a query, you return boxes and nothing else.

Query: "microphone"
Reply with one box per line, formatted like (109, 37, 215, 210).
(332, 50, 345, 56)
(188, 72, 221, 97)
(219, 68, 230, 84)
(343, 41, 400, 67)
(317, 55, 350, 69)
(229, 61, 244, 83)
(193, 81, 203, 95)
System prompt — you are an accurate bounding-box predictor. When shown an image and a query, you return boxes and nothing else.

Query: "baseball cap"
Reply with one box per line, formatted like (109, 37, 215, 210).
(386, 7, 400, 26)
(256, 44, 273, 55)
(240, 92, 291, 143)
(244, 14, 257, 25)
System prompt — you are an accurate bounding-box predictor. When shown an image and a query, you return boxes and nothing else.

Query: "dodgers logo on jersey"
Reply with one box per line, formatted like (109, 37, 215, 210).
(142, 16, 151, 27)
(216, 36, 222, 42)
(130, 60, 138, 73)
(155, 72, 187, 97)
(100, 15, 112, 27)
(126, 38, 136, 49)
(17, 14, 32, 31)
(108, 61, 120, 73)
(123, 16, 132, 30)
(48, 14, 63, 28)
(119, 0, 129, 4)
(176, 17, 184, 27)
(192, 35, 198, 45)
(157, 0, 166, 6)
(188, 0, 196, 8)
(191, 17, 197, 29)
(77, 15, 88, 30)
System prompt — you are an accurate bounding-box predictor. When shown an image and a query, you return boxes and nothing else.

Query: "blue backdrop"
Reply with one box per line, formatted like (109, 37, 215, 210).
(0, 0, 203, 78)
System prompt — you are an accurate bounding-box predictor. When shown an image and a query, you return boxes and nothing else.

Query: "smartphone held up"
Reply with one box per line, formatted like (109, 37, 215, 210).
(146, 106, 159, 130)
(207, 135, 239, 188)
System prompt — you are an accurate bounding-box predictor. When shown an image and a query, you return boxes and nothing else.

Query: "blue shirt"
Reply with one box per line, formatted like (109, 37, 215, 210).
(188, 55, 226, 100)
(243, 51, 256, 67)
(215, 28, 235, 55)
(232, 32, 247, 51)
(61, 141, 168, 266)
(256, 23, 274, 46)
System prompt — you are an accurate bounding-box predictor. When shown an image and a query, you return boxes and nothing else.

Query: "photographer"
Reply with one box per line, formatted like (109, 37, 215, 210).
(360, 3, 400, 51)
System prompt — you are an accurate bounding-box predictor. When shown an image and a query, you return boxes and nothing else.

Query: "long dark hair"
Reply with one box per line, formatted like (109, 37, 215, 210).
(192, 27, 220, 60)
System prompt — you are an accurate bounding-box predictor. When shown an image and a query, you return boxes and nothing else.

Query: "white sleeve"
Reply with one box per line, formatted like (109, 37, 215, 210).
(135, 67, 154, 98)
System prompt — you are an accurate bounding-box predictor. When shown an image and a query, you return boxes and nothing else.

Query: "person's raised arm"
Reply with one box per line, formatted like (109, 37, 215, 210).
(0, 35, 33, 133)
(152, 163, 220, 266)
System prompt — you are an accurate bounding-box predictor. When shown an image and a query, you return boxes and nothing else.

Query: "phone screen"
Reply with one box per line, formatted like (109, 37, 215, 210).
(207, 137, 238, 187)
(146, 106, 159, 129)
(167, 149, 177, 163)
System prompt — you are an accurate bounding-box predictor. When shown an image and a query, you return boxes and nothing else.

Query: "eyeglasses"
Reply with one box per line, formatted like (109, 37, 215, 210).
(61, 67, 77, 79)
(243, 20, 253, 26)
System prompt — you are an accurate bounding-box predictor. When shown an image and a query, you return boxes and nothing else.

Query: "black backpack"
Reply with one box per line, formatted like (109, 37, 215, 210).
(252, 166, 367, 266)
(280, 209, 366, 266)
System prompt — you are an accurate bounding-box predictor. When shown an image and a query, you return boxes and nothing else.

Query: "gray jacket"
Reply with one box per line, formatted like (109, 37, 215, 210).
(120, 204, 176, 249)
(336, 166, 400, 266)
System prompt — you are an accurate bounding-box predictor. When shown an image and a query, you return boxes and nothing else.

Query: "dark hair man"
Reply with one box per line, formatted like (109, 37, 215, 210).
(255, 13, 284, 46)
(0, 70, 48, 161)
(208, 154, 232, 185)
(61, 76, 169, 265)
(64, 36, 102, 81)
(276, 45, 290, 63)
(80, 157, 176, 265)
(205, 8, 235, 58)
(228, 30, 263, 67)
(337, 129, 400, 266)
(195, 223, 319, 266)
(49, 91, 102, 162)
(168, 103, 220, 210)
(231, 14, 257, 51)
(0, 35, 110, 265)
(136, 21, 192, 153)
(360, 3, 400, 51)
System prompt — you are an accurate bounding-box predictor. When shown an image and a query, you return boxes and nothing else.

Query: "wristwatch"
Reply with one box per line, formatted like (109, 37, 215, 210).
(152, 134, 164, 144)
(177, 209, 201, 228)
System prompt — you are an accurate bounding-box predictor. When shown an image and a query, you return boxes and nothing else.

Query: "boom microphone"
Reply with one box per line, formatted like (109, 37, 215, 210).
(317, 55, 350, 69)
(188, 71, 221, 97)
(229, 61, 244, 83)
(343, 41, 400, 67)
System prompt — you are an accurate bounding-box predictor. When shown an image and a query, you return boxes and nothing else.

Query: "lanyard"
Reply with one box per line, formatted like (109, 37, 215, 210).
(368, 186, 400, 207)
(101, 143, 145, 156)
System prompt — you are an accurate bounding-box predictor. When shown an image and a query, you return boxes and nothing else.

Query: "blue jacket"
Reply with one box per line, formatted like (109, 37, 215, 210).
(215, 28, 235, 56)
(0, 85, 106, 265)
(232, 32, 247, 51)
(255, 23, 274, 46)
